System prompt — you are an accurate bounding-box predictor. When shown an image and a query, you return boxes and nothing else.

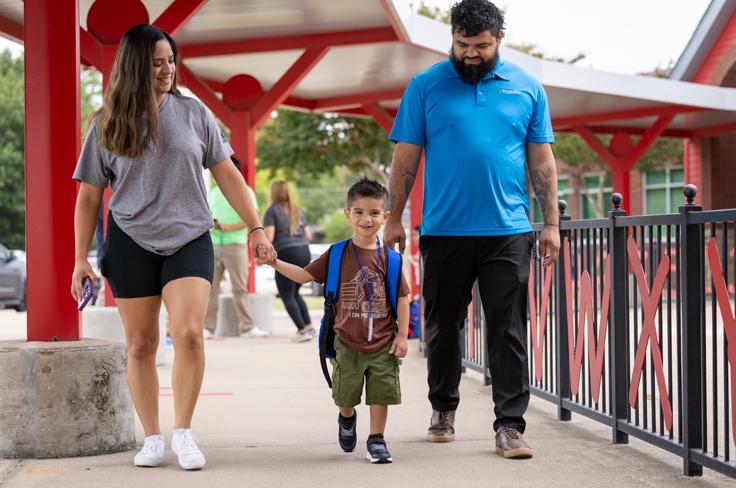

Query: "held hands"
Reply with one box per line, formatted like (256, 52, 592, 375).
(383, 219, 406, 254)
(70, 259, 97, 301)
(255, 244, 276, 266)
(389, 334, 408, 358)
(538, 224, 561, 268)
(251, 230, 277, 264)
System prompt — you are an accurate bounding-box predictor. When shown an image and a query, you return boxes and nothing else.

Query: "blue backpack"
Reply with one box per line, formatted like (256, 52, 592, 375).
(318, 239, 403, 388)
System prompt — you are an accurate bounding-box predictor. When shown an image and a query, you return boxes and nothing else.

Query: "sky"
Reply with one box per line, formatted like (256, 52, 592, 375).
(420, 0, 712, 75)
(0, 0, 712, 76)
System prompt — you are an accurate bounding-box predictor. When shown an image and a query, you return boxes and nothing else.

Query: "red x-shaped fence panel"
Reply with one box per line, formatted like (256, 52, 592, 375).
(528, 261, 553, 382)
(562, 238, 612, 402)
(627, 236, 673, 431)
(706, 237, 736, 446)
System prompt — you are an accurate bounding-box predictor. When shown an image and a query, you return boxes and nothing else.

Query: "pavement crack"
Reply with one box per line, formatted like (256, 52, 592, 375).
(0, 460, 24, 487)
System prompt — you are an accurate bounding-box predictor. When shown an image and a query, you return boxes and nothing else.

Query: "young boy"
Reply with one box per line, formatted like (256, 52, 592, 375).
(263, 178, 410, 464)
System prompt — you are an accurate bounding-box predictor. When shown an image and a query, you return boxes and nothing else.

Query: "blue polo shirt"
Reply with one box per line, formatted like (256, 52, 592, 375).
(389, 57, 554, 236)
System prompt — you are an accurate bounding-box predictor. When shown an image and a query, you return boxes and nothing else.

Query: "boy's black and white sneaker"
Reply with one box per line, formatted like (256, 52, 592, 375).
(338, 411, 357, 452)
(366, 434, 392, 464)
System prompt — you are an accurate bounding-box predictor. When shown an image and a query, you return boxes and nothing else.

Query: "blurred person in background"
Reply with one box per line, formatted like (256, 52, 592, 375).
(204, 156, 269, 339)
(263, 181, 315, 342)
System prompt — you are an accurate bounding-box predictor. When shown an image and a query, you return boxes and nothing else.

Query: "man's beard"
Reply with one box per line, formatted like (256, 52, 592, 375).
(450, 50, 498, 85)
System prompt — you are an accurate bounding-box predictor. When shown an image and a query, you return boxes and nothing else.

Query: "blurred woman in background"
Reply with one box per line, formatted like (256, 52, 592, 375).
(263, 181, 314, 342)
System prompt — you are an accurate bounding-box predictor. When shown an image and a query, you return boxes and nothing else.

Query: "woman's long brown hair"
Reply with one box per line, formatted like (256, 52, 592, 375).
(98, 24, 180, 157)
(269, 181, 303, 236)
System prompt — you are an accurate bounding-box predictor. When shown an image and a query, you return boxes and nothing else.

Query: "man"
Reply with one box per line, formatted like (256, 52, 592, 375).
(383, 0, 560, 459)
(204, 156, 269, 338)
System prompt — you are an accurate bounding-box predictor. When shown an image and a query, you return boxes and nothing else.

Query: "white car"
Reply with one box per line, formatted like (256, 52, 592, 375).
(0, 244, 25, 311)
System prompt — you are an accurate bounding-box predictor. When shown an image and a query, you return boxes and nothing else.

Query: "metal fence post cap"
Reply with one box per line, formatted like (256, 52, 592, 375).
(683, 184, 697, 204)
(558, 199, 567, 216)
(611, 193, 623, 210)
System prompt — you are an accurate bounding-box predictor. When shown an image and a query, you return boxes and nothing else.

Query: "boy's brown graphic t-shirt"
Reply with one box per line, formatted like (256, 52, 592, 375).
(305, 241, 410, 353)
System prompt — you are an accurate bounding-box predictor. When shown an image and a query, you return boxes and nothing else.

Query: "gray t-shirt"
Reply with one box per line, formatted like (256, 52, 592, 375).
(263, 204, 309, 252)
(73, 94, 232, 255)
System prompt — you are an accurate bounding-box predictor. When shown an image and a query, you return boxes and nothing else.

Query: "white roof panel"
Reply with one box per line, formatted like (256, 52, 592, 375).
(174, 0, 389, 44)
(1, 0, 735, 135)
(183, 49, 305, 88)
(293, 42, 441, 99)
(0, 0, 21, 25)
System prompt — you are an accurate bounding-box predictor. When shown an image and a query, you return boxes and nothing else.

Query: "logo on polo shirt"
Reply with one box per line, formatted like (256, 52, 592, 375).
(499, 88, 522, 95)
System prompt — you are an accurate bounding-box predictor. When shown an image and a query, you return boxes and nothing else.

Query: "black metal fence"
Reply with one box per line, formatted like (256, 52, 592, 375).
(419, 185, 736, 479)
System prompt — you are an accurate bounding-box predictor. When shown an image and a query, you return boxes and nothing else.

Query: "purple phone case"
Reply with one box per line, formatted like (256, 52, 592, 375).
(78, 277, 96, 311)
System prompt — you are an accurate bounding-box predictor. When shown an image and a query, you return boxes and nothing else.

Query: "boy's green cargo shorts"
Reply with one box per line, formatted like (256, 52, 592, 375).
(331, 335, 402, 408)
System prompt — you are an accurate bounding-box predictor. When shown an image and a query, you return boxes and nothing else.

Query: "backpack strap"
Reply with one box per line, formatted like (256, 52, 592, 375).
(385, 247, 403, 317)
(319, 239, 350, 387)
(324, 239, 349, 303)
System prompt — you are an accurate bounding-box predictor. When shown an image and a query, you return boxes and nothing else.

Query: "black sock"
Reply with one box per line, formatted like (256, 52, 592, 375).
(339, 412, 356, 424)
(367, 433, 384, 441)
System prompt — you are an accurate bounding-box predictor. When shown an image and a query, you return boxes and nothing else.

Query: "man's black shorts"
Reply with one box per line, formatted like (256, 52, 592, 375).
(100, 215, 214, 298)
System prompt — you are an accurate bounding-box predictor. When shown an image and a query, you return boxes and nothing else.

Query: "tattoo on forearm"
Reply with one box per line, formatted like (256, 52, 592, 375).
(402, 169, 416, 200)
(389, 166, 417, 213)
(530, 164, 557, 223)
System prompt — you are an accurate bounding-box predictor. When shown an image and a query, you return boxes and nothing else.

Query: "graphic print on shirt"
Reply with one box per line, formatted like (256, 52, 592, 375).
(340, 266, 388, 320)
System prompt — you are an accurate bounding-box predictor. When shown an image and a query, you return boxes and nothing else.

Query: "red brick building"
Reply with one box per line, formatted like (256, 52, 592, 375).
(671, 0, 736, 212)
(543, 0, 736, 220)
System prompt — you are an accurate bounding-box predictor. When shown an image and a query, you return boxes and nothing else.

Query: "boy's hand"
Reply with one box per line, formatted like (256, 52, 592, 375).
(251, 230, 277, 263)
(389, 335, 408, 358)
(255, 244, 274, 265)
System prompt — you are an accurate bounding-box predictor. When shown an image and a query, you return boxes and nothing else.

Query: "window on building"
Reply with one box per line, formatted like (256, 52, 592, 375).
(643, 167, 684, 214)
(580, 173, 612, 219)
(531, 177, 570, 223)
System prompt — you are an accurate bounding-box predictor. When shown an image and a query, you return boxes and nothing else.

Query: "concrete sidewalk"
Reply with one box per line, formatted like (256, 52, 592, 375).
(0, 308, 733, 487)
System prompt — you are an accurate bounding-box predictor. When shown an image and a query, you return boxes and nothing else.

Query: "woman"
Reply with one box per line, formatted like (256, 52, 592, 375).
(70, 24, 276, 470)
(263, 181, 315, 341)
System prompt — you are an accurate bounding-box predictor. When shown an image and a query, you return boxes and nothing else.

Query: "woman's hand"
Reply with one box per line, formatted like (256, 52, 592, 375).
(251, 229, 277, 263)
(71, 258, 98, 301)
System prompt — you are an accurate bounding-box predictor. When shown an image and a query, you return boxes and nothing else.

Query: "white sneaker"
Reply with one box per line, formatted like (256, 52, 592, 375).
(133, 434, 165, 467)
(292, 330, 312, 343)
(171, 429, 206, 470)
(303, 326, 318, 338)
(242, 326, 270, 338)
(203, 329, 214, 339)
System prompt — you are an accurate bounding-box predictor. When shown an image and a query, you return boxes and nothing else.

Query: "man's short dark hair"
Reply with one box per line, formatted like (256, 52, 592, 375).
(450, 0, 505, 37)
(347, 178, 389, 208)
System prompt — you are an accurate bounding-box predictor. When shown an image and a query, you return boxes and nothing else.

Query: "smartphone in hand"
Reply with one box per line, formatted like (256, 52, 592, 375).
(78, 276, 97, 311)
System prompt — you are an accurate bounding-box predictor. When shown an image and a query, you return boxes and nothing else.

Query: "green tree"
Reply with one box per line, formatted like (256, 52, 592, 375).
(256, 110, 393, 182)
(320, 209, 352, 243)
(0, 50, 25, 250)
(416, 1, 451, 24)
(81, 69, 102, 136)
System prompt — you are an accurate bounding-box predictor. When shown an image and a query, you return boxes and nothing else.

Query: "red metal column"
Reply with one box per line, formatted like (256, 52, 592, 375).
(683, 138, 702, 206)
(99, 55, 117, 307)
(573, 118, 673, 213)
(86, 0, 149, 306)
(229, 112, 257, 292)
(365, 105, 422, 298)
(409, 156, 424, 298)
(24, 0, 80, 341)
(250, 47, 329, 130)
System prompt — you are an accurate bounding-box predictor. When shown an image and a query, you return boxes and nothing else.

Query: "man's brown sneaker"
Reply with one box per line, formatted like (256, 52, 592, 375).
(495, 426, 533, 458)
(427, 410, 456, 442)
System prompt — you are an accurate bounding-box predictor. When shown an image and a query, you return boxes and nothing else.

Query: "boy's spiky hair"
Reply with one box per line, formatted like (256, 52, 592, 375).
(450, 0, 505, 37)
(347, 177, 389, 208)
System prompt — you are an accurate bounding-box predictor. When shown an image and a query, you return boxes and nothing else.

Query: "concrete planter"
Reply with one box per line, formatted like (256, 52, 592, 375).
(0, 339, 135, 458)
